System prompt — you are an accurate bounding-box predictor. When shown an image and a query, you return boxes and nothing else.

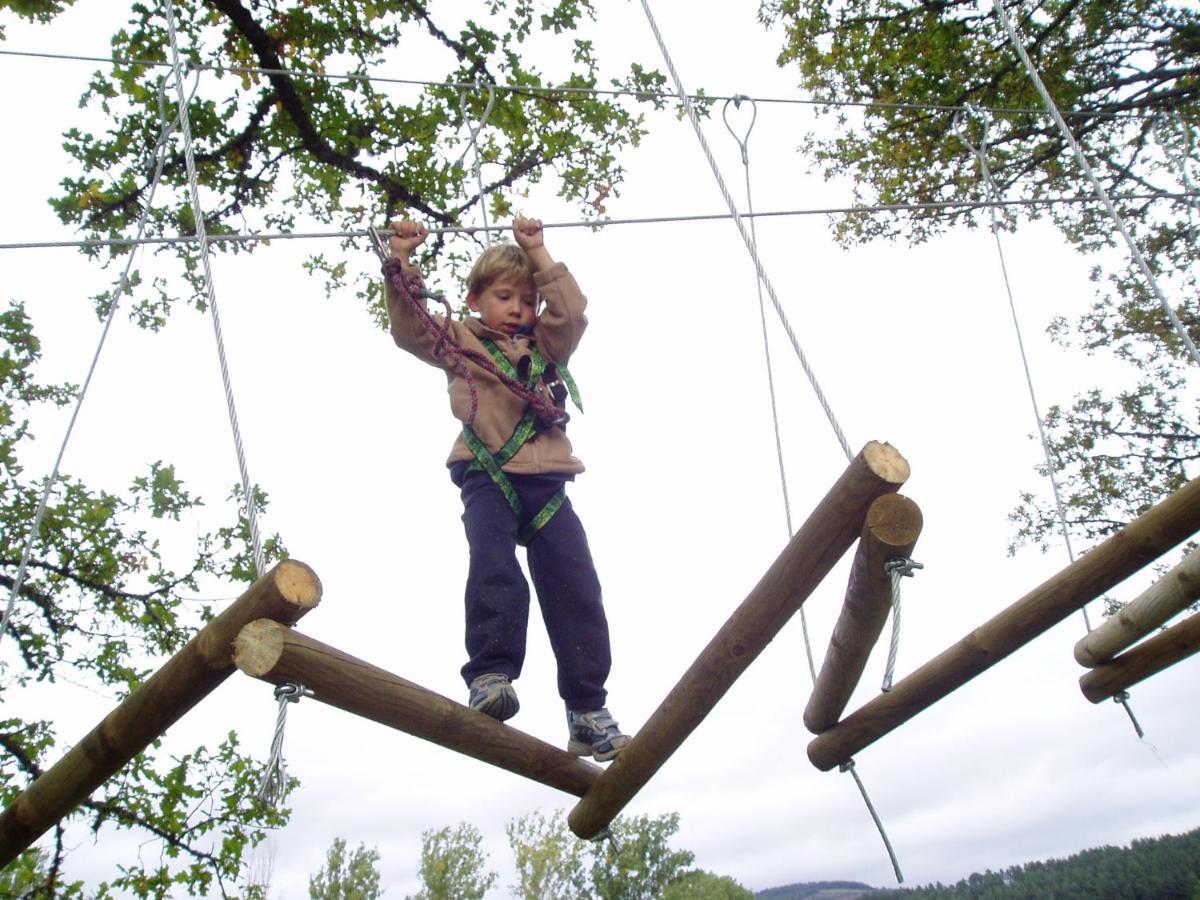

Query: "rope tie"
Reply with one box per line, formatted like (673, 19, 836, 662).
(163, 0, 266, 578)
(256, 682, 313, 806)
(881, 558, 923, 692)
(456, 81, 496, 246)
(0, 76, 182, 651)
(991, 0, 1200, 370)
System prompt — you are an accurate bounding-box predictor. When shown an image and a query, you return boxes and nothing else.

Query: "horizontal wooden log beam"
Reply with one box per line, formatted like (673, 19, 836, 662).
(807, 476, 1200, 771)
(232, 619, 603, 797)
(0, 560, 322, 867)
(1079, 610, 1200, 702)
(568, 441, 909, 839)
(1075, 544, 1200, 666)
(804, 493, 923, 734)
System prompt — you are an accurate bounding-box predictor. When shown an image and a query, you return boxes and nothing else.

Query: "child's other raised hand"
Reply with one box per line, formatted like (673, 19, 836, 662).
(389, 219, 428, 258)
(512, 215, 544, 251)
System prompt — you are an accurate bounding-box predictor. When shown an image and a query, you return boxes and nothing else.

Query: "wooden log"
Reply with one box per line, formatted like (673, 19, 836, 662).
(1079, 609, 1200, 702)
(1074, 544, 1200, 666)
(567, 441, 910, 839)
(0, 560, 322, 867)
(804, 493, 924, 734)
(233, 619, 603, 797)
(808, 475, 1200, 771)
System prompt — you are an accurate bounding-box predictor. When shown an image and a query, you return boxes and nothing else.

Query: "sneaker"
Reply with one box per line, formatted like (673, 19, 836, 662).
(567, 707, 630, 762)
(468, 673, 519, 721)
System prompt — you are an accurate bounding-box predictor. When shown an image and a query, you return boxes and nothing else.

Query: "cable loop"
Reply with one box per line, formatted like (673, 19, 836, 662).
(721, 95, 757, 164)
(456, 79, 497, 246)
(257, 682, 311, 807)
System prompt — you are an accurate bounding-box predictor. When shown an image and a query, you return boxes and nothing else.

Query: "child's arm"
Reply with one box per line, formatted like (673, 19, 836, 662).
(512, 215, 555, 272)
(515, 216, 588, 363)
(384, 219, 451, 365)
(389, 219, 428, 271)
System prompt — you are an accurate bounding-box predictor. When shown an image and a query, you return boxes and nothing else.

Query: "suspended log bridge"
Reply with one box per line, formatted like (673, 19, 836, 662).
(233, 619, 603, 796)
(807, 475, 1200, 771)
(567, 441, 910, 840)
(0, 560, 322, 867)
(1079, 609, 1200, 702)
(1074, 544, 1200, 667)
(804, 493, 923, 734)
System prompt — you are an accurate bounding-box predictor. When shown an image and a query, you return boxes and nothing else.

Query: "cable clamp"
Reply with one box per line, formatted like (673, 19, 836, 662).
(884, 557, 923, 578)
(274, 682, 313, 704)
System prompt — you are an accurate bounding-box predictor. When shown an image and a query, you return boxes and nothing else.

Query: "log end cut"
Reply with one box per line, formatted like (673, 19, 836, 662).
(233, 619, 290, 678)
(862, 441, 911, 487)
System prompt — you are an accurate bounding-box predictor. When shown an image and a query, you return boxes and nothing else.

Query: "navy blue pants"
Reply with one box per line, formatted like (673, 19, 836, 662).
(451, 463, 611, 710)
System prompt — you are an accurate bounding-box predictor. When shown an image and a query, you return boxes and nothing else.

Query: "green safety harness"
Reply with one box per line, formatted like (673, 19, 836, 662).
(462, 337, 583, 545)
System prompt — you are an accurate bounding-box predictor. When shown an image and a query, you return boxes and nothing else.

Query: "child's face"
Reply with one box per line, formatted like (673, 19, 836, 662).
(467, 274, 537, 336)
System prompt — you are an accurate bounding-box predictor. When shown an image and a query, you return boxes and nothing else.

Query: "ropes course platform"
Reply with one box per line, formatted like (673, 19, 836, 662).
(5, 447, 1200, 864)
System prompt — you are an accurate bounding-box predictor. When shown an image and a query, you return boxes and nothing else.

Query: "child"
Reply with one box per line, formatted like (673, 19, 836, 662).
(383, 215, 630, 762)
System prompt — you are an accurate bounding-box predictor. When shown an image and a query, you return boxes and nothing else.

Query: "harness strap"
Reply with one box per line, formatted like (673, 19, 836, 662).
(464, 338, 580, 545)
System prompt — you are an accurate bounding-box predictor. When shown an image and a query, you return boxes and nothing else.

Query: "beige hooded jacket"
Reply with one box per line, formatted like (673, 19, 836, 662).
(385, 261, 588, 476)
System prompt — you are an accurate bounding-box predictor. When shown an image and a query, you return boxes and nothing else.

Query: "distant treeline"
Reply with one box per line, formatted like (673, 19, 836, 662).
(755, 881, 874, 899)
(872, 826, 1200, 899)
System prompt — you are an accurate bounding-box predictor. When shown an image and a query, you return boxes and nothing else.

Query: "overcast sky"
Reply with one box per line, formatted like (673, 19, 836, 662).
(2, 2, 1198, 897)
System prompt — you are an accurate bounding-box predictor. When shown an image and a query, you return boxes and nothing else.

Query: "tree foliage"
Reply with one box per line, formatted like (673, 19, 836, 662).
(760, 0, 1200, 551)
(9, 0, 666, 328)
(505, 809, 697, 900)
(2, 0, 666, 892)
(872, 824, 1200, 898)
(0, 300, 288, 894)
(407, 822, 497, 900)
(309, 837, 383, 900)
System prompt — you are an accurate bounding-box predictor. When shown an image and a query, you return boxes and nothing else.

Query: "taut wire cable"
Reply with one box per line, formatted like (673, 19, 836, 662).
(456, 81, 496, 247)
(722, 95, 817, 684)
(5, 191, 1194, 254)
(0, 77, 183, 650)
(954, 104, 1144, 738)
(639, 0, 853, 462)
(637, 0, 899, 881)
(1152, 114, 1200, 246)
(992, 0, 1200, 370)
(163, 0, 265, 578)
(0, 46, 1165, 122)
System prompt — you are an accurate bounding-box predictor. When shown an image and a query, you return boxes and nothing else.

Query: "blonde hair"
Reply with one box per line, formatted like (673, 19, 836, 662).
(466, 243, 536, 297)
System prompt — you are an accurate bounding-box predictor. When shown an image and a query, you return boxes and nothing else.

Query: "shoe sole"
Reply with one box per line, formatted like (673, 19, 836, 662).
(568, 737, 628, 762)
(472, 691, 519, 722)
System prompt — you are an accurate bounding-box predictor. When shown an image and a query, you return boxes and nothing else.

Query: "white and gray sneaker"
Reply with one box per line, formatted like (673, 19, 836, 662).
(468, 673, 519, 721)
(566, 707, 630, 762)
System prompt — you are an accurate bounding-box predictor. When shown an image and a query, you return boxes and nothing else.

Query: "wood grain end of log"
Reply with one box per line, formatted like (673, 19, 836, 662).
(274, 559, 323, 612)
(862, 441, 910, 486)
(233, 619, 289, 678)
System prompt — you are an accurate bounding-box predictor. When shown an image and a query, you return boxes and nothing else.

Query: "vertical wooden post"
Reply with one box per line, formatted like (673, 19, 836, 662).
(807, 475, 1200, 771)
(233, 619, 602, 797)
(1079, 610, 1200, 702)
(567, 442, 910, 839)
(804, 493, 923, 734)
(1075, 544, 1200, 666)
(0, 560, 322, 867)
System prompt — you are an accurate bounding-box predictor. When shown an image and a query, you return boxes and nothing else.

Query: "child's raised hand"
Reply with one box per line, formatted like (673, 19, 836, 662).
(389, 219, 428, 258)
(512, 215, 544, 251)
